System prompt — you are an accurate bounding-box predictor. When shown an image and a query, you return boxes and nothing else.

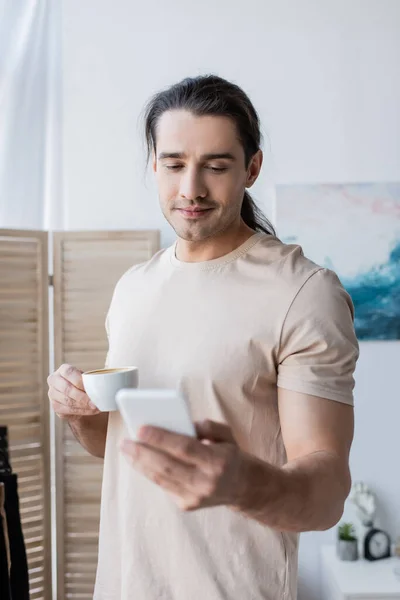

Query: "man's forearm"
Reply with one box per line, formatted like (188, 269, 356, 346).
(235, 450, 351, 533)
(68, 413, 109, 458)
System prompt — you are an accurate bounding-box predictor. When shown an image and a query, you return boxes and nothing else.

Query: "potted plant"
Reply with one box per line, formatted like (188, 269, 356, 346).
(337, 522, 359, 561)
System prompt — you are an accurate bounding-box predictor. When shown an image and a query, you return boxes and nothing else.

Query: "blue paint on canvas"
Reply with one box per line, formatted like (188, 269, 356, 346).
(276, 183, 400, 341)
(342, 240, 400, 340)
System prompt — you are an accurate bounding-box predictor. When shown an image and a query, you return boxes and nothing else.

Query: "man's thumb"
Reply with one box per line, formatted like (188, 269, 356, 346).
(195, 419, 236, 444)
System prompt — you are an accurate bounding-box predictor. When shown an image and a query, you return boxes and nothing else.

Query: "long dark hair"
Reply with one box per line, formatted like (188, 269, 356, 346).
(144, 75, 275, 235)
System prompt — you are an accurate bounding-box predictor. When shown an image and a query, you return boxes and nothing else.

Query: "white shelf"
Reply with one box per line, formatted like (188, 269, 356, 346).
(321, 545, 400, 599)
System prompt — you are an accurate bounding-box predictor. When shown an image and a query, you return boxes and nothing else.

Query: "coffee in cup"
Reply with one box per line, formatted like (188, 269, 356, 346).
(82, 366, 139, 412)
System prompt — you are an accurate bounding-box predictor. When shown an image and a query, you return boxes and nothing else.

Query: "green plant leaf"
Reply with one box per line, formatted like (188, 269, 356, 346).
(338, 522, 357, 541)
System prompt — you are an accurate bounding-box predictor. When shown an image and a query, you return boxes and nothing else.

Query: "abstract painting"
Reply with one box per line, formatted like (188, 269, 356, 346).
(276, 183, 400, 340)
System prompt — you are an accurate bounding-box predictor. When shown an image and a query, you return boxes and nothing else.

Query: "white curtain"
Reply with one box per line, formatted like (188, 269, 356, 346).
(0, 0, 63, 230)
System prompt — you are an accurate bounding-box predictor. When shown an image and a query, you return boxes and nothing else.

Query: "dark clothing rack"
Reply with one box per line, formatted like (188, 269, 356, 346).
(0, 426, 30, 600)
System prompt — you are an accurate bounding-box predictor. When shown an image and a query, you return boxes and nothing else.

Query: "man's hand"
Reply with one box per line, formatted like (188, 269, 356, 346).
(121, 392, 354, 532)
(48, 363, 100, 421)
(120, 420, 249, 511)
(48, 364, 108, 458)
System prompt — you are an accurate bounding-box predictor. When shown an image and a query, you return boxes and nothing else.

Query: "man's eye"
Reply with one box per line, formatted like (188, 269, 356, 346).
(165, 164, 183, 170)
(207, 167, 227, 173)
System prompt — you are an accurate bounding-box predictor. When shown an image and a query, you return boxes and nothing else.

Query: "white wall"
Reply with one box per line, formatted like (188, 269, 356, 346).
(62, 1, 400, 598)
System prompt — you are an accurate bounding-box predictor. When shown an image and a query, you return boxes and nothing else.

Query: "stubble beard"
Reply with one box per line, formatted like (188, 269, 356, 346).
(165, 206, 241, 243)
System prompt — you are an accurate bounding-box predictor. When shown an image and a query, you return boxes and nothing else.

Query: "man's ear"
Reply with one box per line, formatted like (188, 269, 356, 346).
(152, 150, 157, 173)
(245, 149, 263, 188)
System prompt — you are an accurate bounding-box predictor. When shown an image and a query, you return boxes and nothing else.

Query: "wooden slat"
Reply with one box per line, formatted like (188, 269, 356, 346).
(0, 229, 52, 599)
(53, 230, 160, 600)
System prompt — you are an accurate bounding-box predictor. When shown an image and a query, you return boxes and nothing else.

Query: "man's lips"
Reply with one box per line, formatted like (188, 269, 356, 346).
(176, 207, 214, 219)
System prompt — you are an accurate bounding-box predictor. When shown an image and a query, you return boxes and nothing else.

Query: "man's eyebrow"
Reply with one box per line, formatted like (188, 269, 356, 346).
(158, 152, 236, 161)
(158, 152, 184, 159)
(201, 153, 236, 161)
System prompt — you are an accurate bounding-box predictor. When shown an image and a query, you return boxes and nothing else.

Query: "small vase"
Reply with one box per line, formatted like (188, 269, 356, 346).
(337, 539, 359, 561)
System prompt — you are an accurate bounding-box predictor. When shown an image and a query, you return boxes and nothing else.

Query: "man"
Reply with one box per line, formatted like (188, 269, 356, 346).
(48, 75, 359, 600)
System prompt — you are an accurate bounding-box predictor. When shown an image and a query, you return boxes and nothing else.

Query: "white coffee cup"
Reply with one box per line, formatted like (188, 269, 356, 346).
(82, 367, 139, 412)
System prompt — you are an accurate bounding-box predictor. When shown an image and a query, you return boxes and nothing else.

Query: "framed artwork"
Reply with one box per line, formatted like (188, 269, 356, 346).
(276, 183, 400, 340)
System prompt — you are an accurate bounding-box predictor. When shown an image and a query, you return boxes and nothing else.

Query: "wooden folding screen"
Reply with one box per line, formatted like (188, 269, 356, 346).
(0, 229, 52, 599)
(53, 230, 160, 600)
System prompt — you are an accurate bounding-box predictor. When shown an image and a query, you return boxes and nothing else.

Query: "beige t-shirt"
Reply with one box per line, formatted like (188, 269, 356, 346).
(94, 233, 358, 600)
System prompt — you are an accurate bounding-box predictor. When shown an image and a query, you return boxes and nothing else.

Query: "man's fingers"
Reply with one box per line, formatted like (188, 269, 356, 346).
(50, 376, 90, 409)
(58, 364, 85, 392)
(121, 440, 203, 490)
(49, 388, 97, 413)
(51, 397, 99, 417)
(195, 420, 236, 444)
(137, 427, 213, 465)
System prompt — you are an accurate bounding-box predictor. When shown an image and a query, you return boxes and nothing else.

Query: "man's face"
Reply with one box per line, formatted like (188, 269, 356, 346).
(153, 110, 260, 242)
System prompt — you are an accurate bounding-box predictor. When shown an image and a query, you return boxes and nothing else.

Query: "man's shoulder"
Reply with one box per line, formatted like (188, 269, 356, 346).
(255, 236, 350, 318)
(254, 234, 324, 289)
(113, 247, 170, 292)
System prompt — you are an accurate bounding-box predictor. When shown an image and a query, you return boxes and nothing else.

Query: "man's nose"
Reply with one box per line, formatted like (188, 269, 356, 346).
(179, 168, 207, 200)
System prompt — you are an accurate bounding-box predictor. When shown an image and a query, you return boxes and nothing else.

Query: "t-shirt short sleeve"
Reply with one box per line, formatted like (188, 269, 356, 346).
(277, 268, 359, 405)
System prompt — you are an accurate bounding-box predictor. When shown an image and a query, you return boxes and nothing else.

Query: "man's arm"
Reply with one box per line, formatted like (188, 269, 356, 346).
(236, 389, 353, 532)
(48, 364, 109, 459)
(119, 389, 353, 533)
(68, 413, 109, 459)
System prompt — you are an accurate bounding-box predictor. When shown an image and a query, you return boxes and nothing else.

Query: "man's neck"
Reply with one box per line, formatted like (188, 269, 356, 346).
(175, 222, 256, 263)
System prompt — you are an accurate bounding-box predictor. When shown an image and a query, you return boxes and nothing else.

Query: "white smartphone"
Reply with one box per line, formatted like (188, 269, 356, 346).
(115, 388, 196, 441)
